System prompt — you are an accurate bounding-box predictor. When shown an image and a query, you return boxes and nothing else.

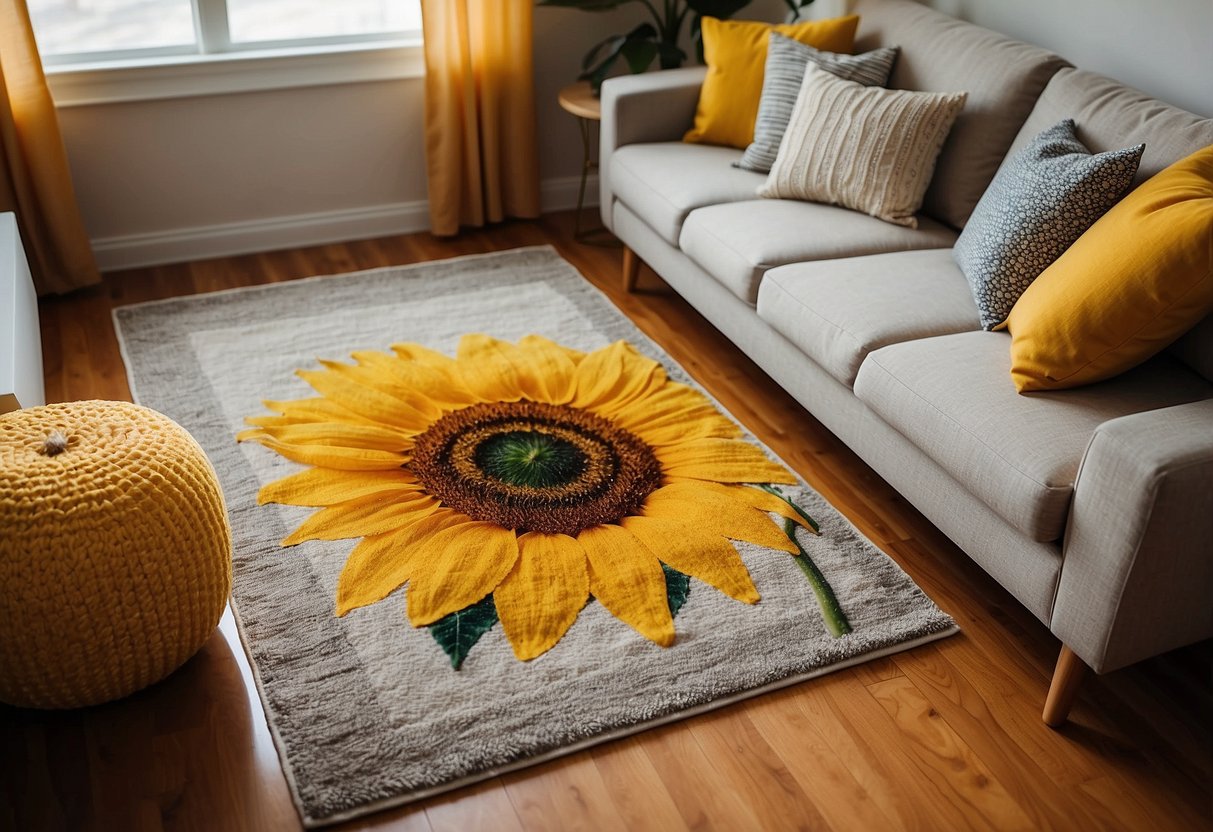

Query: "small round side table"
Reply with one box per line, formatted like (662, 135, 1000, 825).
(557, 81, 613, 244)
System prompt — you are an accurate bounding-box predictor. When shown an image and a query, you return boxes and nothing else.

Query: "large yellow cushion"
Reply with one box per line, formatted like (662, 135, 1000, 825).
(683, 15, 860, 149)
(1004, 144, 1213, 392)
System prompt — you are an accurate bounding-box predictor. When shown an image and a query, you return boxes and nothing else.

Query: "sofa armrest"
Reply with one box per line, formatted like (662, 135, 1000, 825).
(1052, 398, 1213, 673)
(599, 67, 707, 230)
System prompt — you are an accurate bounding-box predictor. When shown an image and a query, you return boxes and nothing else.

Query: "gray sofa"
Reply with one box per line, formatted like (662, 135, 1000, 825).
(597, 0, 1213, 724)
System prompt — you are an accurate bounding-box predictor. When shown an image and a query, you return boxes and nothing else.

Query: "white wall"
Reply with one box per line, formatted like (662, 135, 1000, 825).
(55, 0, 1210, 270)
(60, 2, 794, 269)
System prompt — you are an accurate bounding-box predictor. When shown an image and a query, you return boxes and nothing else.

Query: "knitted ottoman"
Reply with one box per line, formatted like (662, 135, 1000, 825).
(0, 400, 232, 708)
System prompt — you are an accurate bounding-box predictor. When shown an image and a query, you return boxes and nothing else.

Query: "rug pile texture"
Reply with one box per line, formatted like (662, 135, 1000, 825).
(114, 247, 955, 827)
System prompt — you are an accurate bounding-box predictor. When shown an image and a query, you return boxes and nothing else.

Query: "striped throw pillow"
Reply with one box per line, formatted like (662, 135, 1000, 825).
(737, 34, 899, 173)
(759, 64, 967, 228)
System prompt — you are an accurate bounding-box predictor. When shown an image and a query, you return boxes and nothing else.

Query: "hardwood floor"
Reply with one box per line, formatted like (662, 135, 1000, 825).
(4, 211, 1210, 831)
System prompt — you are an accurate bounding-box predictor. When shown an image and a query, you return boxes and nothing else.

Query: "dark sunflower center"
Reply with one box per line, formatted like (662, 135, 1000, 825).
(474, 430, 587, 488)
(409, 401, 662, 536)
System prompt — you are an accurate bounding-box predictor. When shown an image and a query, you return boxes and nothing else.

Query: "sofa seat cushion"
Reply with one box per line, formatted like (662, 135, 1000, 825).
(854, 331, 1212, 542)
(757, 249, 980, 387)
(610, 143, 765, 245)
(680, 200, 957, 305)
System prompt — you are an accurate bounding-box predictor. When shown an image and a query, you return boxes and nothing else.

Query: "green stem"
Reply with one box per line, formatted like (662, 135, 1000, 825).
(755, 483, 820, 534)
(783, 516, 852, 638)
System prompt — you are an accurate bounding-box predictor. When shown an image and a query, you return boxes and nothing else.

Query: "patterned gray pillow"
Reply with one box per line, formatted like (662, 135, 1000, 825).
(736, 34, 899, 174)
(954, 119, 1144, 330)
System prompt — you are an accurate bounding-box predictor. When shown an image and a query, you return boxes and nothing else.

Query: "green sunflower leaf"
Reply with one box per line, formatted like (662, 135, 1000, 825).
(662, 563, 691, 617)
(429, 594, 499, 670)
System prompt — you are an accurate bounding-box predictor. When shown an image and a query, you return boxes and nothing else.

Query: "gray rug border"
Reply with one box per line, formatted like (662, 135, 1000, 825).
(112, 245, 958, 828)
(305, 625, 957, 828)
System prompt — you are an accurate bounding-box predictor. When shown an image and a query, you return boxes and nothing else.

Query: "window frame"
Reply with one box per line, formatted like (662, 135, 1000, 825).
(34, 0, 425, 107)
(36, 0, 422, 66)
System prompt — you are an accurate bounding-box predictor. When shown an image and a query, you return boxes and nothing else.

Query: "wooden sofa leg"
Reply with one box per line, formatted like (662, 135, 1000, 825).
(622, 246, 640, 293)
(1042, 644, 1088, 727)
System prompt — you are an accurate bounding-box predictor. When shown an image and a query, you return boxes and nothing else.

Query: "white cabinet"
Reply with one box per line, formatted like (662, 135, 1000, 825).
(1, 212, 45, 413)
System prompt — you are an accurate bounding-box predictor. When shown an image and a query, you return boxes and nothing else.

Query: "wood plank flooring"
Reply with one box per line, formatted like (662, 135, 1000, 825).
(4, 211, 1210, 831)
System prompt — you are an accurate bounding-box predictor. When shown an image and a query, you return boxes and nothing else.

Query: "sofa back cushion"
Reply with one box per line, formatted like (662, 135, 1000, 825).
(1005, 67, 1213, 382)
(852, 0, 1068, 230)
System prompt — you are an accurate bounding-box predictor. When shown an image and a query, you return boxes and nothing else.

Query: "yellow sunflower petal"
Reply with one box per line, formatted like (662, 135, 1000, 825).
(620, 515, 759, 604)
(455, 333, 577, 405)
(607, 383, 728, 438)
(282, 491, 440, 546)
(243, 422, 412, 451)
(654, 438, 796, 485)
(318, 359, 447, 422)
(454, 334, 528, 403)
(642, 483, 797, 554)
(350, 350, 479, 411)
(520, 334, 586, 366)
(710, 483, 819, 535)
(297, 367, 436, 432)
(578, 524, 675, 647)
(511, 337, 578, 404)
(405, 521, 521, 627)
(246, 437, 408, 471)
(335, 510, 466, 616)
(629, 412, 742, 447)
(570, 341, 668, 414)
(256, 468, 421, 507)
(258, 396, 374, 424)
(495, 532, 589, 660)
(390, 342, 459, 369)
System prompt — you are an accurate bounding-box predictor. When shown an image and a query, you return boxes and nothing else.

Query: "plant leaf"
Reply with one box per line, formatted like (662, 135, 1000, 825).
(685, 0, 750, 17)
(780, 0, 817, 19)
(538, 0, 640, 10)
(656, 40, 686, 70)
(582, 33, 626, 72)
(620, 37, 660, 74)
(662, 563, 691, 616)
(428, 594, 499, 670)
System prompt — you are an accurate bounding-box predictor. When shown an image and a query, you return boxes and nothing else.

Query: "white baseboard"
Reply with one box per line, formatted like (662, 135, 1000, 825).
(91, 173, 599, 272)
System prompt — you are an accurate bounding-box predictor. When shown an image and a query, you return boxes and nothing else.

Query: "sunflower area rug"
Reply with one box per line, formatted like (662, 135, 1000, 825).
(114, 247, 956, 828)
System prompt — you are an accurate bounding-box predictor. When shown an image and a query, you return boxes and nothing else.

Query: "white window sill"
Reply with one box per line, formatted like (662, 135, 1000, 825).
(46, 39, 425, 108)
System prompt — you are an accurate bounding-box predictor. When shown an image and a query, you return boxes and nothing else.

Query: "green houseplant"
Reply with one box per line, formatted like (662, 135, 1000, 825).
(539, 0, 818, 92)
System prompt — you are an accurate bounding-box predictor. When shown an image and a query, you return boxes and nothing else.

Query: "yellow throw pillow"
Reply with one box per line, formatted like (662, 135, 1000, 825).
(1003, 144, 1213, 392)
(683, 15, 860, 149)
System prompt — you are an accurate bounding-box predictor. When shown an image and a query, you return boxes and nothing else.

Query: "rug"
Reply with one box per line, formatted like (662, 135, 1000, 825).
(113, 246, 956, 828)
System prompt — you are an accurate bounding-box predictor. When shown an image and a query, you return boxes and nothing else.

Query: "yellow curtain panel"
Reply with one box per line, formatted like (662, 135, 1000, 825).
(0, 0, 99, 295)
(420, 0, 541, 236)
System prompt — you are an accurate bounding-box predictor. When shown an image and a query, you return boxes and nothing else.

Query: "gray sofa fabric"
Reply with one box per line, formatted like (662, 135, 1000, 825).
(1005, 67, 1213, 188)
(1053, 400, 1213, 672)
(851, 0, 1070, 229)
(614, 199, 1067, 622)
(610, 143, 765, 245)
(680, 200, 957, 305)
(599, 67, 708, 233)
(599, 0, 1213, 677)
(756, 249, 978, 387)
(855, 334, 1211, 542)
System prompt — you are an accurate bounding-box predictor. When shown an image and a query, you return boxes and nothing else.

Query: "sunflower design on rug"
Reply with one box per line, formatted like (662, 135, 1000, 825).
(239, 335, 851, 668)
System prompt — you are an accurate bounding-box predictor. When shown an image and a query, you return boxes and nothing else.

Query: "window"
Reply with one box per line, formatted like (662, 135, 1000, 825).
(29, 0, 423, 66)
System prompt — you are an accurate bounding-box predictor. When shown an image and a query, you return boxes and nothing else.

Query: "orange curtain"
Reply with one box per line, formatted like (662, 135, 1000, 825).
(0, 0, 99, 295)
(420, 0, 541, 236)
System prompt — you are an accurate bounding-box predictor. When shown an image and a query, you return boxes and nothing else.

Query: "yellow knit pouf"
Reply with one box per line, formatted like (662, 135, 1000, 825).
(0, 401, 232, 709)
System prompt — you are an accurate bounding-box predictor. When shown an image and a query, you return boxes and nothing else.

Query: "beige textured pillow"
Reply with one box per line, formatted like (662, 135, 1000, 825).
(758, 64, 967, 227)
